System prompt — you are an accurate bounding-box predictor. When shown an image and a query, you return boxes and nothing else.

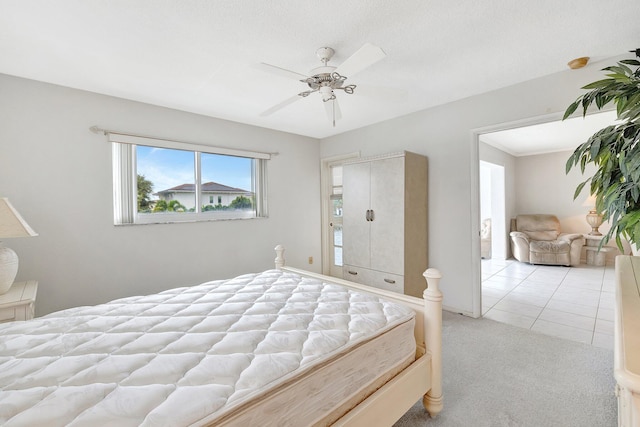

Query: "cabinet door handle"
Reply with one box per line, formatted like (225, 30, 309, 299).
(365, 209, 375, 222)
(348, 270, 358, 275)
(384, 278, 396, 284)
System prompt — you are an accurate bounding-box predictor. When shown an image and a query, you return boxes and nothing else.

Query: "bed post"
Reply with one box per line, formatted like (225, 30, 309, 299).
(422, 268, 443, 417)
(274, 245, 285, 270)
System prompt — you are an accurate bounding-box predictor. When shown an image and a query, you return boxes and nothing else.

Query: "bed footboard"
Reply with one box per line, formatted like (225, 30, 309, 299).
(274, 244, 443, 421)
(422, 267, 443, 416)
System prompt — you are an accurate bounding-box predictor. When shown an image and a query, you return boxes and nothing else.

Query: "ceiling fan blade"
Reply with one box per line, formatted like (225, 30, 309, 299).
(354, 84, 407, 101)
(255, 62, 309, 81)
(324, 98, 342, 127)
(260, 95, 302, 116)
(335, 43, 386, 77)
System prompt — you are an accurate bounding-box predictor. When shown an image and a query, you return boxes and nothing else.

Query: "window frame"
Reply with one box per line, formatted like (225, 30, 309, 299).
(111, 133, 269, 225)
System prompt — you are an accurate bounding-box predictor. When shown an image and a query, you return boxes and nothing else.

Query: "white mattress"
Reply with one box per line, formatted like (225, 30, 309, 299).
(0, 269, 416, 426)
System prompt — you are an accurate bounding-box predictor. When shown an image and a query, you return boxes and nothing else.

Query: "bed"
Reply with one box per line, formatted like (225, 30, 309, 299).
(0, 245, 443, 426)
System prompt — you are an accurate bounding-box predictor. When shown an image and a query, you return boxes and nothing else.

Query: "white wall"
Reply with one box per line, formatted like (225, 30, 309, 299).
(320, 58, 620, 315)
(0, 74, 321, 315)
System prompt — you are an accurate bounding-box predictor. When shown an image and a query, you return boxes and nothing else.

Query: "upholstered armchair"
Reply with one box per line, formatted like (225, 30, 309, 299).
(510, 214, 584, 266)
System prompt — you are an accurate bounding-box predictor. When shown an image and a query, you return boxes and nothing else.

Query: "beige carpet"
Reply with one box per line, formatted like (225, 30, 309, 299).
(394, 311, 616, 427)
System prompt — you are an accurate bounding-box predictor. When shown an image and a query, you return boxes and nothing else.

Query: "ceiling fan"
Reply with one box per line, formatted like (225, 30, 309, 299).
(258, 43, 390, 126)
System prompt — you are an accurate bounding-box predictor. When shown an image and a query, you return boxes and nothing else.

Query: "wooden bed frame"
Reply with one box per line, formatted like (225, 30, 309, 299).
(274, 245, 443, 426)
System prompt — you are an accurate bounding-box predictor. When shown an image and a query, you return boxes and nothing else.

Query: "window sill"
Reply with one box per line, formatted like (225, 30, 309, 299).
(115, 214, 268, 226)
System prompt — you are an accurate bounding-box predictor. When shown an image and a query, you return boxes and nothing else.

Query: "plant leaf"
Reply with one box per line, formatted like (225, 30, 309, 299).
(582, 79, 615, 90)
(574, 180, 588, 200)
(563, 100, 580, 120)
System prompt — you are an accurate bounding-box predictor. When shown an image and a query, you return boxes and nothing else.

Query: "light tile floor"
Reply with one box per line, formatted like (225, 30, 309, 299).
(482, 259, 615, 350)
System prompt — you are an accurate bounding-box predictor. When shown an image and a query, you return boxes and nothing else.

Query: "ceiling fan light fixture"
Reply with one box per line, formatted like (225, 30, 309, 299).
(320, 86, 335, 101)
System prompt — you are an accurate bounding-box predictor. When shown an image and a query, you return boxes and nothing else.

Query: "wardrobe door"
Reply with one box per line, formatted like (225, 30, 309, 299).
(342, 161, 371, 269)
(370, 156, 404, 275)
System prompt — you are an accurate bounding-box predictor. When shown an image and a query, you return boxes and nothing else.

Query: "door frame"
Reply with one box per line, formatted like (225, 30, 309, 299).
(320, 152, 359, 275)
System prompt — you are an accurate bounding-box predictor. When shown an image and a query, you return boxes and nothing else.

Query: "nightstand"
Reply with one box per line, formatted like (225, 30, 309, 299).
(583, 235, 613, 266)
(0, 280, 37, 323)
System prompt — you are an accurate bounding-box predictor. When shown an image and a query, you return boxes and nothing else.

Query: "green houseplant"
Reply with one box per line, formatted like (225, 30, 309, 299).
(565, 50, 640, 252)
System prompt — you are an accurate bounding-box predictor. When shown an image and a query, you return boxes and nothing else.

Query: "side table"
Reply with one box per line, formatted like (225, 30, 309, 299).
(583, 234, 613, 266)
(0, 280, 38, 323)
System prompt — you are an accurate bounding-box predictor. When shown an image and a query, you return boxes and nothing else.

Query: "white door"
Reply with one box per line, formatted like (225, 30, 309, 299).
(370, 156, 404, 275)
(342, 161, 371, 269)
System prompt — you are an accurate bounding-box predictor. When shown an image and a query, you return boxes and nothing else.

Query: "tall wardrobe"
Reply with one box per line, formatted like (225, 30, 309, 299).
(341, 151, 428, 298)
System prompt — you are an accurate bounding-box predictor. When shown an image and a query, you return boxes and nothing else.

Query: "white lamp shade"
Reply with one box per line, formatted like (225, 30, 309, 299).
(0, 198, 38, 238)
(582, 194, 597, 209)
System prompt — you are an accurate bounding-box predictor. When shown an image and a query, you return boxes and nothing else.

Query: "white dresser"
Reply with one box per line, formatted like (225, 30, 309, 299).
(614, 256, 640, 426)
(0, 280, 38, 323)
(341, 151, 427, 297)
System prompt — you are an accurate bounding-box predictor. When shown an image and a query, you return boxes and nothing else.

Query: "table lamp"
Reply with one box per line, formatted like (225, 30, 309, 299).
(0, 198, 38, 294)
(582, 194, 603, 236)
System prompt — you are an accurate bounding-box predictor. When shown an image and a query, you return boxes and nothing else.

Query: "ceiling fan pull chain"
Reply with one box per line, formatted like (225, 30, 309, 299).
(332, 100, 336, 128)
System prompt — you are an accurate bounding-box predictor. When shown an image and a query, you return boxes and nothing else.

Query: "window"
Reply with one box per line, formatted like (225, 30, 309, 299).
(111, 133, 269, 225)
(330, 165, 343, 267)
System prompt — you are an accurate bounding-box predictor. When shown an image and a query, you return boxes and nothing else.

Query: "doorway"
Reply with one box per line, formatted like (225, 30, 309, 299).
(472, 109, 618, 320)
(479, 161, 507, 261)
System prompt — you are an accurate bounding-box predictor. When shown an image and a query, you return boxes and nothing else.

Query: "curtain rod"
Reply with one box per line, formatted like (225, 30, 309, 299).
(89, 126, 279, 157)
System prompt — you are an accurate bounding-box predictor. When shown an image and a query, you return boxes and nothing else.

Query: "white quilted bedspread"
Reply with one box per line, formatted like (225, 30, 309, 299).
(0, 269, 414, 426)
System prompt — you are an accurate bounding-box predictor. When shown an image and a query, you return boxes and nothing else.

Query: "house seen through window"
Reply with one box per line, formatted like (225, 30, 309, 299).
(112, 136, 268, 225)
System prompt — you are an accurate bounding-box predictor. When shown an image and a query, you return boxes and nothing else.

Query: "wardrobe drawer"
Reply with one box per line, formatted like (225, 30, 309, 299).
(343, 265, 404, 294)
(343, 265, 368, 285)
(368, 271, 404, 294)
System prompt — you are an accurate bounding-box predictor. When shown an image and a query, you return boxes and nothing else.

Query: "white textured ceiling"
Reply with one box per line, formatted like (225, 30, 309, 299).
(480, 110, 620, 157)
(1, 1, 638, 139)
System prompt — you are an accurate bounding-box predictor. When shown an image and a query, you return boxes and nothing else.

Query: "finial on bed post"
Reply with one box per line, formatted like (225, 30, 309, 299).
(424, 269, 442, 298)
(422, 268, 443, 417)
(274, 245, 285, 270)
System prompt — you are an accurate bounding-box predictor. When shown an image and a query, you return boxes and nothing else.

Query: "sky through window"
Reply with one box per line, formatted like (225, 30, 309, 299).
(136, 146, 252, 196)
